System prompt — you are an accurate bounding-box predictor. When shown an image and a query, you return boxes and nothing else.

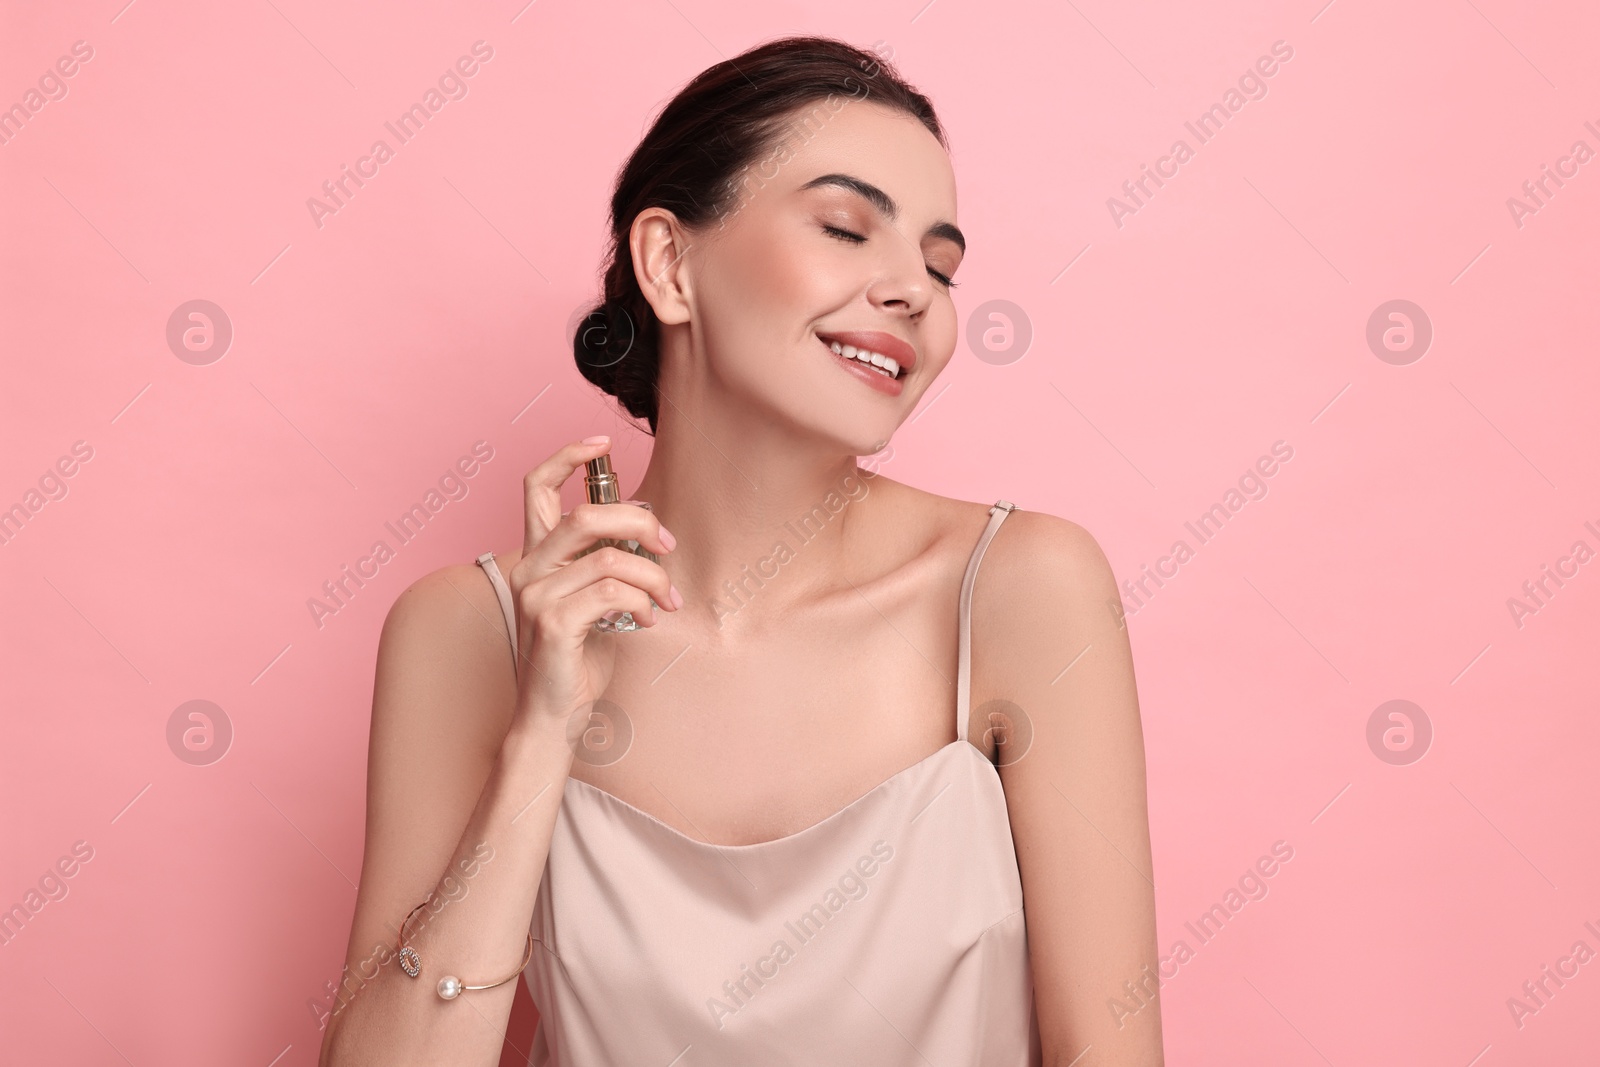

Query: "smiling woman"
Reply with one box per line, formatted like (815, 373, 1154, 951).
(322, 33, 1162, 1067)
(569, 40, 966, 449)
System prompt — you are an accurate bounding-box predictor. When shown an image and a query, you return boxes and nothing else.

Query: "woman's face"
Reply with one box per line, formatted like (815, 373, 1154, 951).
(657, 99, 965, 456)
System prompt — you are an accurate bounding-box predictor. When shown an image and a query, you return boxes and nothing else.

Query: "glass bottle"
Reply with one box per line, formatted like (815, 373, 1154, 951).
(573, 453, 660, 632)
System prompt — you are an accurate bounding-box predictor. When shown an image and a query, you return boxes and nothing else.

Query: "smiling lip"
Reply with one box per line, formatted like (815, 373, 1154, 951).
(821, 335, 906, 395)
(814, 330, 918, 375)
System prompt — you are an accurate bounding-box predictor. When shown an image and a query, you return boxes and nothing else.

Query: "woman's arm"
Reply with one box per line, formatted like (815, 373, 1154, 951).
(317, 565, 576, 1067)
(978, 511, 1165, 1067)
(315, 437, 674, 1065)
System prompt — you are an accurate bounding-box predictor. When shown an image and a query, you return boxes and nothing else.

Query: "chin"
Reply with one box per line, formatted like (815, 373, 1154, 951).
(825, 421, 902, 460)
(735, 362, 907, 455)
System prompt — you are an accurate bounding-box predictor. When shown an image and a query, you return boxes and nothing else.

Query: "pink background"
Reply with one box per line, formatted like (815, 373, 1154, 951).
(3, 0, 1598, 1063)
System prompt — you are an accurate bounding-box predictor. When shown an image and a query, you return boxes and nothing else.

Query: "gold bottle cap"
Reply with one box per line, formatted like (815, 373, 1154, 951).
(584, 453, 621, 504)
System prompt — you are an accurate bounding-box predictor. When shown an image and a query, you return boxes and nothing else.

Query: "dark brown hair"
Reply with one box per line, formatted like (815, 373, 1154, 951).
(572, 35, 946, 434)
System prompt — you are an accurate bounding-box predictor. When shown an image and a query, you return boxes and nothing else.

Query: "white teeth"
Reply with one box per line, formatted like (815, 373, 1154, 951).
(826, 340, 901, 379)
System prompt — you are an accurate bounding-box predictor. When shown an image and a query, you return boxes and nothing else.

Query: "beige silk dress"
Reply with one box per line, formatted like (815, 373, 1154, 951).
(474, 499, 1041, 1065)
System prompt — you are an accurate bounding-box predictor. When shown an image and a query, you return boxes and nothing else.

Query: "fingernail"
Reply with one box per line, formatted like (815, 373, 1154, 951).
(670, 584, 684, 610)
(582, 435, 610, 445)
(659, 524, 677, 551)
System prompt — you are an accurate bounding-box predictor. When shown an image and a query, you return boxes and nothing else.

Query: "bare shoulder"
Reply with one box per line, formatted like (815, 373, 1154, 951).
(962, 504, 1128, 753)
(981, 505, 1118, 611)
(369, 556, 523, 780)
(380, 556, 519, 683)
(895, 479, 1115, 601)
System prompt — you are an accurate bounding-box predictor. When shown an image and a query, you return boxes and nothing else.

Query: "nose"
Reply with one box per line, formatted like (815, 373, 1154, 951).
(865, 231, 935, 320)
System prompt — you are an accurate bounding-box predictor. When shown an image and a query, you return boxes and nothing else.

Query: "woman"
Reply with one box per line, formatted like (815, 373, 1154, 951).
(320, 35, 1162, 1067)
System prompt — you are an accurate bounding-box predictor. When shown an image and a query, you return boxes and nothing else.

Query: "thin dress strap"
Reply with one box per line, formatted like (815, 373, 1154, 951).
(956, 501, 1018, 744)
(475, 552, 518, 681)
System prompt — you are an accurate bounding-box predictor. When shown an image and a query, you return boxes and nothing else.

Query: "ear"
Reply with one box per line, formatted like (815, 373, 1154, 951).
(630, 208, 692, 327)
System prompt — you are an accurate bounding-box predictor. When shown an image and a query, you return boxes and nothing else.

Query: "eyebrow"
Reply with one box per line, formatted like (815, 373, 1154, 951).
(798, 172, 966, 255)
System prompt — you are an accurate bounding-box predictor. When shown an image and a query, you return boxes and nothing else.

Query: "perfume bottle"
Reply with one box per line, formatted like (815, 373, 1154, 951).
(573, 453, 661, 632)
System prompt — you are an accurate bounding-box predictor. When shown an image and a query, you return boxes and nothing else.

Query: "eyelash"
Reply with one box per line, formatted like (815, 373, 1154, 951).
(821, 224, 958, 289)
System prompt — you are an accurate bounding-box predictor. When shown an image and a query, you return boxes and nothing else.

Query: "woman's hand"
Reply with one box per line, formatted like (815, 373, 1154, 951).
(506, 436, 679, 737)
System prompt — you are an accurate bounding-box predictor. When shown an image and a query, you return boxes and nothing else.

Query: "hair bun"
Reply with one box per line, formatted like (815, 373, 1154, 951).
(575, 300, 637, 372)
(572, 292, 658, 427)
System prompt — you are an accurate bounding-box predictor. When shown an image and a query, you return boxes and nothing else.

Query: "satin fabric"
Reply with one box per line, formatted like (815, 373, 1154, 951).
(476, 501, 1041, 1065)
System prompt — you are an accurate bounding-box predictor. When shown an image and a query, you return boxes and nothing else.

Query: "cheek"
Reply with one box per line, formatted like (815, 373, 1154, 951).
(704, 228, 809, 319)
(690, 255, 801, 390)
(921, 303, 960, 375)
(698, 228, 842, 352)
(742, 232, 844, 311)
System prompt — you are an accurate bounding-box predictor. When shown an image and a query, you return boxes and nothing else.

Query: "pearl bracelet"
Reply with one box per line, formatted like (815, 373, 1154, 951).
(396, 898, 535, 1000)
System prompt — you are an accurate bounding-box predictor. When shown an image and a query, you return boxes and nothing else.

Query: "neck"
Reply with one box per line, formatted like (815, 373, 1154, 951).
(627, 410, 883, 633)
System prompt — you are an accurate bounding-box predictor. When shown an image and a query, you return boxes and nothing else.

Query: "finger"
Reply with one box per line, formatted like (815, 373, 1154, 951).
(549, 576, 660, 643)
(524, 501, 676, 578)
(523, 436, 612, 556)
(523, 544, 677, 617)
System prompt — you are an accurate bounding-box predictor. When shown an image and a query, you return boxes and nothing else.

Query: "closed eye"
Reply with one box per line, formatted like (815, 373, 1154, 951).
(821, 224, 959, 289)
